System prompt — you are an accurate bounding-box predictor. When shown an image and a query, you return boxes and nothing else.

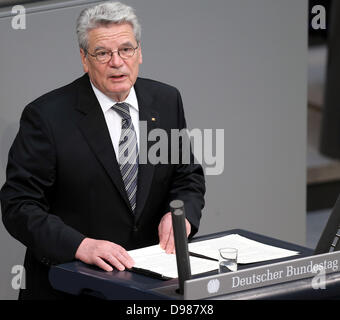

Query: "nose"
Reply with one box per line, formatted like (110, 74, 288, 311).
(108, 51, 124, 68)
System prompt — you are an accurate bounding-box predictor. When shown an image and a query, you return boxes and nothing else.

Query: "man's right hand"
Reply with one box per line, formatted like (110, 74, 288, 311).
(75, 238, 135, 272)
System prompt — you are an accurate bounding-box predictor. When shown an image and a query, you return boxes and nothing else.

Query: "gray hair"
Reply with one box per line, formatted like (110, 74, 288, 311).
(76, 1, 141, 53)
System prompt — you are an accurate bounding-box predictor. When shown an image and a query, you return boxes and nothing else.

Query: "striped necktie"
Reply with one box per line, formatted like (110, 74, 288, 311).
(112, 102, 139, 213)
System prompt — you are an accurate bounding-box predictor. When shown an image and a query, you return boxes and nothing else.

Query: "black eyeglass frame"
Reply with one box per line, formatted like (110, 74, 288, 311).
(87, 45, 139, 63)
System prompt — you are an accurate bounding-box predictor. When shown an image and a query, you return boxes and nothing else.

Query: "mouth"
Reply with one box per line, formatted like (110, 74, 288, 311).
(109, 74, 127, 80)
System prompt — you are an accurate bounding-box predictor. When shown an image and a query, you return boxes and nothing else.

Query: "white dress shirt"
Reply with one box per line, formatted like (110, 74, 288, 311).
(90, 82, 140, 162)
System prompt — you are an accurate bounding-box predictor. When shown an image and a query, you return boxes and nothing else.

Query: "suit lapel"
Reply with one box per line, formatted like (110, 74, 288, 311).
(134, 78, 159, 221)
(73, 74, 132, 211)
(72, 75, 159, 219)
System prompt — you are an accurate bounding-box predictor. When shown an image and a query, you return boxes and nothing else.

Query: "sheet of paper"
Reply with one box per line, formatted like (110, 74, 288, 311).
(128, 245, 218, 278)
(188, 234, 300, 264)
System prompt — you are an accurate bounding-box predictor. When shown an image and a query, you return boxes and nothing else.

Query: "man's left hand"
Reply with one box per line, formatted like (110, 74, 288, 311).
(158, 212, 191, 254)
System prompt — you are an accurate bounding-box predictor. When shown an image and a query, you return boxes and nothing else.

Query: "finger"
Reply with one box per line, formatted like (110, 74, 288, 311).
(185, 219, 191, 237)
(112, 244, 135, 267)
(115, 251, 135, 269)
(159, 214, 172, 250)
(165, 227, 175, 254)
(158, 217, 166, 248)
(160, 225, 172, 251)
(93, 256, 113, 272)
(104, 253, 125, 271)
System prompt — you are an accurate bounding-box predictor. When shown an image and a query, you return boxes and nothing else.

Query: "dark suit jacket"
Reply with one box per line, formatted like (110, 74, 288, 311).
(0, 74, 205, 299)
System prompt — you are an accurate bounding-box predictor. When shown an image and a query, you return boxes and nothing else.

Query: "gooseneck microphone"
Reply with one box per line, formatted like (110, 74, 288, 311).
(169, 200, 191, 294)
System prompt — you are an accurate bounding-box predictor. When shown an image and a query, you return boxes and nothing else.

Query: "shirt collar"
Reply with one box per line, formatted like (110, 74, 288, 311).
(90, 80, 139, 113)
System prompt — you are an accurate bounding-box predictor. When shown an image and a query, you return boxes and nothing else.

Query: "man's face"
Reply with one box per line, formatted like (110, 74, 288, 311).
(80, 23, 142, 101)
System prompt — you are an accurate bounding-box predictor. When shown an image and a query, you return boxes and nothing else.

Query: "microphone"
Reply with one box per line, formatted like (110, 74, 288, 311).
(169, 200, 191, 294)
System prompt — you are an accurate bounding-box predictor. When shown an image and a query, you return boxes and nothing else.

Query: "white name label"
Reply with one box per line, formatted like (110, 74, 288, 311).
(184, 251, 340, 299)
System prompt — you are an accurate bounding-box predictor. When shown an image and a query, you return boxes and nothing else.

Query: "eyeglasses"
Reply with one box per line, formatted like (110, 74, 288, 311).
(87, 45, 139, 63)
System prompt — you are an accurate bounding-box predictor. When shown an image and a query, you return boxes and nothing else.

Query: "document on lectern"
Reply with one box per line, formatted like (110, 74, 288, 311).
(127, 245, 218, 279)
(127, 234, 300, 279)
(188, 234, 300, 264)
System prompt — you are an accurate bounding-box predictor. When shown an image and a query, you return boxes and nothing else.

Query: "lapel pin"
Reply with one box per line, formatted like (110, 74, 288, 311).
(151, 117, 156, 122)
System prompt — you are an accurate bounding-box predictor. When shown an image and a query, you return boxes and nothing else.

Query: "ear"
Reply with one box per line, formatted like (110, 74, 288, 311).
(80, 48, 89, 73)
(138, 45, 143, 65)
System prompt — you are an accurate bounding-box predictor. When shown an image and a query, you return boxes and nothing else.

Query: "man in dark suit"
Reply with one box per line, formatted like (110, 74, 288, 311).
(0, 2, 205, 299)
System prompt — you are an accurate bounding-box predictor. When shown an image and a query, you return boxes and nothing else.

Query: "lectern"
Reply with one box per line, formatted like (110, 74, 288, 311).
(50, 229, 340, 300)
